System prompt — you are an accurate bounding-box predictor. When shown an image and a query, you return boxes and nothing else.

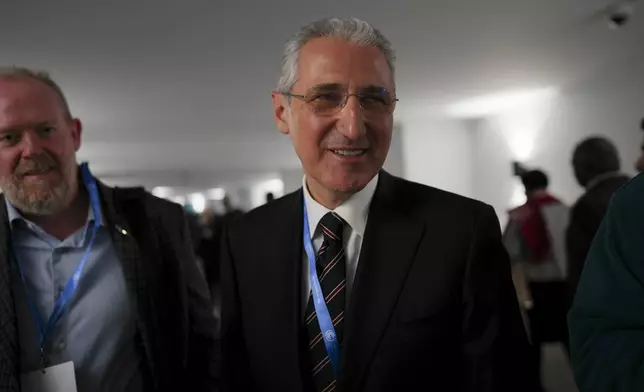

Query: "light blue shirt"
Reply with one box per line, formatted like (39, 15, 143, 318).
(7, 199, 144, 392)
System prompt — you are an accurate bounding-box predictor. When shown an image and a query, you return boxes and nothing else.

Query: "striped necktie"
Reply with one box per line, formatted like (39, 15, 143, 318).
(304, 211, 346, 392)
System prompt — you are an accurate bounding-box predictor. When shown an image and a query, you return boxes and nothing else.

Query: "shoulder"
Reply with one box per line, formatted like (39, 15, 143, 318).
(572, 176, 629, 218)
(111, 185, 187, 225)
(577, 175, 630, 205)
(611, 173, 643, 202)
(507, 204, 530, 222)
(381, 173, 494, 223)
(226, 190, 301, 236)
(607, 174, 644, 219)
(576, 174, 644, 245)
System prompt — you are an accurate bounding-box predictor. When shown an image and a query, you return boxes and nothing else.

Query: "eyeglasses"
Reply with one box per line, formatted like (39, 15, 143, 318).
(281, 87, 398, 116)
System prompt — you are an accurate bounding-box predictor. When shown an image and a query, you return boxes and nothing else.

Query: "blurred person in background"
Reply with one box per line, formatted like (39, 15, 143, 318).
(633, 117, 644, 172)
(221, 16, 531, 392)
(503, 170, 570, 392)
(265, 192, 275, 203)
(198, 206, 217, 240)
(567, 137, 629, 300)
(199, 194, 243, 298)
(0, 67, 218, 392)
(568, 172, 643, 392)
(221, 194, 244, 218)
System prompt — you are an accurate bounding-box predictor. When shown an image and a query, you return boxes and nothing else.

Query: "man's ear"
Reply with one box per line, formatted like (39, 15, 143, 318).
(271, 92, 291, 135)
(70, 118, 83, 152)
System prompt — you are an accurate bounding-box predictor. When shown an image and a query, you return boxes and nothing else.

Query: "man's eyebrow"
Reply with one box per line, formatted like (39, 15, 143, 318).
(0, 121, 50, 134)
(307, 84, 393, 94)
(309, 83, 345, 91)
(357, 85, 392, 94)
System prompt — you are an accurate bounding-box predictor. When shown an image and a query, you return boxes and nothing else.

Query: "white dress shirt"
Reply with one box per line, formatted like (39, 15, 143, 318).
(302, 174, 379, 314)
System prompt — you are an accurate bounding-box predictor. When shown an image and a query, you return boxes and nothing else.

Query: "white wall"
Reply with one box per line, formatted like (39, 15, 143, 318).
(471, 51, 644, 226)
(382, 122, 405, 178)
(280, 168, 304, 194)
(400, 115, 473, 198)
(471, 119, 517, 229)
(529, 54, 644, 203)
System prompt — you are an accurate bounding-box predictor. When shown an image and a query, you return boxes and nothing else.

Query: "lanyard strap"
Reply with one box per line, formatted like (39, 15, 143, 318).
(303, 202, 341, 377)
(12, 162, 102, 366)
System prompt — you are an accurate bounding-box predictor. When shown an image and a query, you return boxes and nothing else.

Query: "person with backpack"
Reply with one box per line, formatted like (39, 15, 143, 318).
(503, 170, 570, 392)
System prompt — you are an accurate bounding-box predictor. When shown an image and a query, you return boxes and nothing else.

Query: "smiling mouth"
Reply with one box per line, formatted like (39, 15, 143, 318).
(330, 149, 368, 157)
(21, 168, 55, 178)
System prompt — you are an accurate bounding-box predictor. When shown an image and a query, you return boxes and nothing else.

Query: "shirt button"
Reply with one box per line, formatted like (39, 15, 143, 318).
(58, 341, 66, 351)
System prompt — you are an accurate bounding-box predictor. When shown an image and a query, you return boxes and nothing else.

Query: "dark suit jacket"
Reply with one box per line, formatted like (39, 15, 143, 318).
(566, 174, 629, 298)
(568, 174, 644, 391)
(221, 171, 531, 392)
(0, 182, 219, 391)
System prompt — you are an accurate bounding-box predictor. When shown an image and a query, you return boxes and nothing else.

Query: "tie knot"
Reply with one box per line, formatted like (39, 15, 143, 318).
(319, 212, 344, 242)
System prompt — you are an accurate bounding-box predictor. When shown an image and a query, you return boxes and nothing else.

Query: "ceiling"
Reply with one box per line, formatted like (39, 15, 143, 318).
(1, 0, 642, 185)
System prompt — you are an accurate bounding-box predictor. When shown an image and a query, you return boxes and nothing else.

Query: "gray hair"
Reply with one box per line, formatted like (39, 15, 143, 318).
(0, 66, 72, 119)
(277, 17, 396, 93)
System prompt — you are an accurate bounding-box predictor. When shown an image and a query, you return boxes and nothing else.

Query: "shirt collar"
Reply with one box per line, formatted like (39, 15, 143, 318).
(303, 173, 379, 239)
(5, 188, 104, 231)
(586, 171, 624, 191)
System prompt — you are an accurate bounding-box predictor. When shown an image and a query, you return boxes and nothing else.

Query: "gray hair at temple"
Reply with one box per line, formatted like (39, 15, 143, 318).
(0, 66, 72, 120)
(277, 17, 396, 94)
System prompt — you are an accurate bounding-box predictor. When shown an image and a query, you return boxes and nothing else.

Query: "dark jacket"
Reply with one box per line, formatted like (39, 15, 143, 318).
(569, 174, 644, 391)
(566, 174, 630, 298)
(0, 182, 219, 391)
(221, 171, 532, 392)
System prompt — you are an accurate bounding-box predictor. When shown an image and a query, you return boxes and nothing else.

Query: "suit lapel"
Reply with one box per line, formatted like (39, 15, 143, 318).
(340, 172, 425, 391)
(0, 198, 19, 390)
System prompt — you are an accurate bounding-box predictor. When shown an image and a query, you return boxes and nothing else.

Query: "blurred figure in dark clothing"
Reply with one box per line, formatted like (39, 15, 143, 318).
(198, 195, 244, 298)
(634, 118, 644, 172)
(186, 211, 203, 251)
(567, 137, 629, 299)
(222, 195, 244, 218)
(185, 211, 206, 276)
(265, 192, 275, 203)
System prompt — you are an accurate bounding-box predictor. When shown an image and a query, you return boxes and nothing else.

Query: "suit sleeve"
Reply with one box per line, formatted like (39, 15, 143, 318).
(568, 186, 644, 391)
(461, 205, 534, 392)
(220, 224, 254, 392)
(179, 211, 220, 391)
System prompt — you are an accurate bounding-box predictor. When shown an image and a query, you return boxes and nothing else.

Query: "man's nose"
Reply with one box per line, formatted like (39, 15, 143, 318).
(336, 95, 365, 141)
(20, 130, 45, 157)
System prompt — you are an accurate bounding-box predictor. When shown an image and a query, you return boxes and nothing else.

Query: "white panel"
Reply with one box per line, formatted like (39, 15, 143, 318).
(400, 116, 473, 198)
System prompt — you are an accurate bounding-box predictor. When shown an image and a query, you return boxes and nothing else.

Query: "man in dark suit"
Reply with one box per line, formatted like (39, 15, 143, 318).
(568, 174, 644, 391)
(221, 17, 531, 392)
(567, 137, 629, 299)
(0, 67, 218, 391)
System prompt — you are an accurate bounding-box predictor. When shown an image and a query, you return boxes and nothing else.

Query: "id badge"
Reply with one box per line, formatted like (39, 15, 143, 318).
(21, 361, 77, 392)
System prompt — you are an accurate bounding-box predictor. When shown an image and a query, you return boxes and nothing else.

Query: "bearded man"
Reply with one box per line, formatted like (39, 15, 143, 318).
(0, 67, 218, 392)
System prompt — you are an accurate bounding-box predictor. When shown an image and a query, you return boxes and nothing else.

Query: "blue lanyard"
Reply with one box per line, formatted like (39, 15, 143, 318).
(12, 162, 102, 367)
(303, 201, 341, 377)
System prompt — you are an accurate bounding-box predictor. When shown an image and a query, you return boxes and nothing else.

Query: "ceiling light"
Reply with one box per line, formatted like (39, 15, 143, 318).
(190, 193, 206, 214)
(152, 186, 173, 199)
(172, 196, 186, 206)
(207, 187, 226, 200)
